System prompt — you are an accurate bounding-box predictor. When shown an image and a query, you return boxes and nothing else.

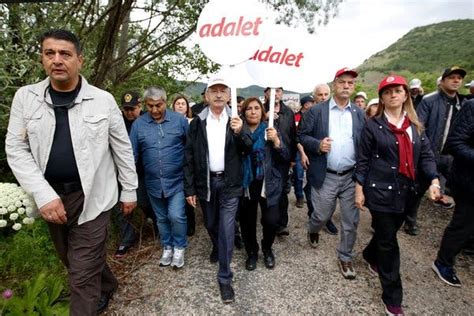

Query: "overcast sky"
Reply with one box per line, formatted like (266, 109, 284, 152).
(309, 0, 473, 84)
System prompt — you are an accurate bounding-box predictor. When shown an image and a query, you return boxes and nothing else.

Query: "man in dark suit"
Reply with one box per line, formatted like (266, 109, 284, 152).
(299, 67, 365, 279)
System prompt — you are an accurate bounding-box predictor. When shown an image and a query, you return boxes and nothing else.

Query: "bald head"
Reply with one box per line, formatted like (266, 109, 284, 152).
(312, 83, 331, 103)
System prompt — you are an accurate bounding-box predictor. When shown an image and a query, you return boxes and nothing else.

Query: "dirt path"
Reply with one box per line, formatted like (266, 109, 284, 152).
(105, 193, 473, 314)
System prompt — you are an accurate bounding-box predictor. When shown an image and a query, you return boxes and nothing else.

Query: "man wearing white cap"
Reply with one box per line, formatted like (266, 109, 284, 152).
(353, 91, 367, 110)
(184, 75, 252, 303)
(409, 78, 424, 108)
(464, 80, 474, 101)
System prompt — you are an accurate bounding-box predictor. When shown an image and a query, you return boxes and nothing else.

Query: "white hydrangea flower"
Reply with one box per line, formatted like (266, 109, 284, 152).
(14, 200, 22, 208)
(0, 219, 7, 227)
(9, 213, 19, 221)
(25, 207, 34, 216)
(7, 205, 16, 212)
(17, 207, 25, 215)
(12, 223, 21, 231)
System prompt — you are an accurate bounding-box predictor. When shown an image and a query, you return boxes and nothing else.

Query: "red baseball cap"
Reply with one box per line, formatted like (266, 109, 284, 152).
(334, 67, 358, 80)
(378, 75, 408, 92)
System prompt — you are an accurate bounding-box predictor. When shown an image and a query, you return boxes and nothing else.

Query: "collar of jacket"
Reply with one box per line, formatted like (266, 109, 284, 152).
(28, 75, 95, 104)
(197, 104, 232, 121)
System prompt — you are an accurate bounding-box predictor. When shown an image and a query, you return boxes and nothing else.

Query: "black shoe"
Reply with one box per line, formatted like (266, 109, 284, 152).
(114, 245, 131, 258)
(187, 225, 195, 237)
(234, 234, 244, 250)
(325, 220, 338, 235)
(263, 249, 275, 269)
(404, 223, 419, 236)
(210, 247, 218, 263)
(276, 227, 289, 236)
(97, 290, 115, 314)
(245, 253, 258, 271)
(218, 282, 235, 304)
(307, 231, 319, 248)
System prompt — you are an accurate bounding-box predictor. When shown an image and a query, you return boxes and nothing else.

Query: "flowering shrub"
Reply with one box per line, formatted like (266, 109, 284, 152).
(0, 183, 37, 233)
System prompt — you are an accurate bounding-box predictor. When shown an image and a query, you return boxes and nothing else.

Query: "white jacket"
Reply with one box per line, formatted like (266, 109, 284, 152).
(5, 76, 137, 225)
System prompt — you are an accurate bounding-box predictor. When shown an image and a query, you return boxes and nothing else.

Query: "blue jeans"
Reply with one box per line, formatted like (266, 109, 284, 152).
(148, 191, 187, 248)
(200, 175, 239, 284)
(292, 152, 304, 199)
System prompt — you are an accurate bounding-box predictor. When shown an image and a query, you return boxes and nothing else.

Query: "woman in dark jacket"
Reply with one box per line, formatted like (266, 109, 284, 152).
(240, 97, 290, 271)
(354, 75, 441, 316)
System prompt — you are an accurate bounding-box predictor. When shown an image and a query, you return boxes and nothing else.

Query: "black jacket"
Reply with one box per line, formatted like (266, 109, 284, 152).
(264, 100, 297, 164)
(417, 89, 463, 159)
(354, 115, 438, 213)
(445, 99, 474, 196)
(183, 106, 253, 201)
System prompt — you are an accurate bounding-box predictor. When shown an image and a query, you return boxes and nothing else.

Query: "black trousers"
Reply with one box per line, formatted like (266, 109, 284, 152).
(277, 167, 290, 229)
(437, 192, 474, 266)
(363, 210, 405, 306)
(240, 180, 280, 254)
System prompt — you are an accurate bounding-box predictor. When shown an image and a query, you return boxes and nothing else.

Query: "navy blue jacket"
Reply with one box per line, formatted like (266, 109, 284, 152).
(445, 99, 474, 196)
(417, 89, 464, 159)
(354, 116, 438, 213)
(298, 100, 365, 189)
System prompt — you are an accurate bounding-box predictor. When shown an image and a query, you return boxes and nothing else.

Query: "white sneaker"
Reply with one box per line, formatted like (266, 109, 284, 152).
(159, 246, 173, 266)
(171, 247, 185, 269)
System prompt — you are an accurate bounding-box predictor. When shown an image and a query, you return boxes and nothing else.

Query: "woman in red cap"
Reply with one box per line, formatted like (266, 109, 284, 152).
(353, 75, 441, 315)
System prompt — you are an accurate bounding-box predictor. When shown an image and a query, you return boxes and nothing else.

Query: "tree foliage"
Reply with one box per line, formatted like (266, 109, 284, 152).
(0, 0, 340, 181)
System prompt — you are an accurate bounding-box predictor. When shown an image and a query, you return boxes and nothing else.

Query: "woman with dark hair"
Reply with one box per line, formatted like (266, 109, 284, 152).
(172, 94, 195, 235)
(240, 97, 291, 270)
(354, 75, 441, 315)
(172, 94, 193, 123)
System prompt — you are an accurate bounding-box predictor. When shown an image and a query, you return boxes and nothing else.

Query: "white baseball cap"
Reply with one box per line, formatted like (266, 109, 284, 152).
(465, 80, 474, 88)
(436, 76, 442, 86)
(409, 78, 422, 89)
(355, 91, 367, 100)
(207, 75, 230, 89)
(367, 98, 379, 107)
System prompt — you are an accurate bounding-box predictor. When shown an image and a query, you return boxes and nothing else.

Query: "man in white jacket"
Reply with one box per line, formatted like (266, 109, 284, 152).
(5, 29, 138, 315)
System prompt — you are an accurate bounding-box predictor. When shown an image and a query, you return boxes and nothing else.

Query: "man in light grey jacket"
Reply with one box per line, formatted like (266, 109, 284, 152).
(5, 29, 138, 316)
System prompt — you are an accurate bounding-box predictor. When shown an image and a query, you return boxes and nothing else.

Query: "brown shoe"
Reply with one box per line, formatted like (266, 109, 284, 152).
(338, 259, 356, 279)
(295, 198, 304, 208)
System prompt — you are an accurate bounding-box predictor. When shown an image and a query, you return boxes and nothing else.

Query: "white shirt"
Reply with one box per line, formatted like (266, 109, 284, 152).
(206, 109, 228, 172)
(384, 111, 413, 141)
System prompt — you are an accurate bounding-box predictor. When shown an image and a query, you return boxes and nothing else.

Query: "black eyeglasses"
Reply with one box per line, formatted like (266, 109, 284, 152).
(43, 85, 79, 109)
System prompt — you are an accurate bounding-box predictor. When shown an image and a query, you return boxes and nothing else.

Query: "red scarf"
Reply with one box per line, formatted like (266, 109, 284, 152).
(387, 116, 415, 180)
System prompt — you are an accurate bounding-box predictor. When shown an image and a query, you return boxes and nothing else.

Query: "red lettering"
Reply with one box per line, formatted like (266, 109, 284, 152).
(211, 17, 226, 36)
(250, 46, 304, 68)
(241, 21, 253, 36)
(199, 16, 264, 38)
(199, 23, 211, 37)
(253, 17, 263, 35)
(285, 54, 296, 66)
(294, 53, 304, 67)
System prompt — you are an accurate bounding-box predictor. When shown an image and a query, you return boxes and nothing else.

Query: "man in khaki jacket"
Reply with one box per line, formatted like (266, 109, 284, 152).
(5, 29, 137, 315)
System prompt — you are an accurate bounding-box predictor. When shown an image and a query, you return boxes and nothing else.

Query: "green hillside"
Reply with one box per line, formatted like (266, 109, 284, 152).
(356, 19, 474, 96)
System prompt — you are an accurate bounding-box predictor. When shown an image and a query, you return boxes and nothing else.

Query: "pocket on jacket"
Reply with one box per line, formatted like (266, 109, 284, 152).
(365, 180, 396, 208)
(25, 112, 43, 136)
(83, 114, 108, 144)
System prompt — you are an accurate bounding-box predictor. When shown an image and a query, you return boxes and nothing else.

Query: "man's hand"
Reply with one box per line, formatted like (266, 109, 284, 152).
(230, 116, 243, 134)
(266, 127, 281, 148)
(301, 152, 310, 169)
(120, 201, 137, 216)
(428, 183, 442, 202)
(186, 195, 197, 208)
(40, 198, 67, 224)
(319, 137, 332, 153)
(354, 183, 366, 211)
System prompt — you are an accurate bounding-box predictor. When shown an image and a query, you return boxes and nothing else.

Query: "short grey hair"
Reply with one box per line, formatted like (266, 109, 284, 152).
(312, 83, 330, 96)
(143, 86, 167, 102)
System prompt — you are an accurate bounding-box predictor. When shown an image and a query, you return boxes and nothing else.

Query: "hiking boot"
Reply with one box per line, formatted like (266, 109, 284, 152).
(431, 260, 461, 287)
(159, 246, 173, 266)
(245, 253, 258, 271)
(403, 223, 419, 236)
(171, 247, 185, 269)
(338, 259, 356, 279)
(263, 249, 275, 269)
(219, 282, 235, 304)
(114, 245, 131, 258)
